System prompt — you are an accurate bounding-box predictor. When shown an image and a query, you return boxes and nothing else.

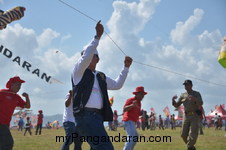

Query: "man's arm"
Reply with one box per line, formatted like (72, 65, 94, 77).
(72, 21, 104, 84)
(65, 90, 73, 107)
(123, 101, 137, 112)
(172, 95, 182, 108)
(22, 92, 30, 108)
(106, 56, 133, 90)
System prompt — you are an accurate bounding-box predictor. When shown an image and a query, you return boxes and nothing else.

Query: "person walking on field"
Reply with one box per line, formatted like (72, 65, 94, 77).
(35, 110, 44, 135)
(24, 116, 32, 136)
(172, 80, 203, 150)
(122, 86, 148, 150)
(18, 117, 24, 131)
(0, 76, 31, 150)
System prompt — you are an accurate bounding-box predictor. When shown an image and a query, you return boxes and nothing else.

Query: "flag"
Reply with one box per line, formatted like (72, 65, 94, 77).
(163, 106, 170, 117)
(179, 105, 184, 113)
(109, 96, 114, 106)
(150, 107, 155, 113)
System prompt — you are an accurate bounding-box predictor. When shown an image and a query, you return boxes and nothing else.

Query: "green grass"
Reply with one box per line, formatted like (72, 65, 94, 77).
(11, 127, 226, 150)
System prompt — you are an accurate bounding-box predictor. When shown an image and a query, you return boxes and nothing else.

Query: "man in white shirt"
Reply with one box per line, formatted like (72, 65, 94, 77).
(72, 20, 132, 150)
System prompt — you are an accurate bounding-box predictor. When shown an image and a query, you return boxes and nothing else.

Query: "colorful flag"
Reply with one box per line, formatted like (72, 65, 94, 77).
(150, 107, 155, 113)
(163, 106, 170, 117)
(109, 96, 114, 106)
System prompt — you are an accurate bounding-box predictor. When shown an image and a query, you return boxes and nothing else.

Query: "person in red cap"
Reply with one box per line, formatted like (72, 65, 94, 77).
(0, 76, 31, 150)
(122, 86, 147, 150)
(35, 110, 44, 135)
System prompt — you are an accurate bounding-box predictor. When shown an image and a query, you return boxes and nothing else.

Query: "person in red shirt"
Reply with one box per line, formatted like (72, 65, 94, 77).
(122, 86, 147, 150)
(35, 110, 44, 135)
(0, 76, 31, 150)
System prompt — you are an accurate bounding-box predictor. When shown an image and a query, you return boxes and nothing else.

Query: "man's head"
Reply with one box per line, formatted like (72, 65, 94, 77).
(81, 49, 99, 71)
(6, 76, 25, 93)
(133, 86, 147, 101)
(183, 79, 193, 91)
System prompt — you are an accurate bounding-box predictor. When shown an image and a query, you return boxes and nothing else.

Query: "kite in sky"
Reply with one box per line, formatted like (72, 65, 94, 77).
(218, 37, 226, 68)
(0, 6, 25, 30)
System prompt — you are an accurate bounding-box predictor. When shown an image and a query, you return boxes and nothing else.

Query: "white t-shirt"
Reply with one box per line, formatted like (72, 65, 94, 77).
(85, 72, 103, 109)
(62, 93, 75, 123)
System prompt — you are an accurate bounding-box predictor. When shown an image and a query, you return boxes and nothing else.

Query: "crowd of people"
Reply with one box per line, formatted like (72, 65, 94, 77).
(135, 111, 178, 131)
(1, 21, 225, 150)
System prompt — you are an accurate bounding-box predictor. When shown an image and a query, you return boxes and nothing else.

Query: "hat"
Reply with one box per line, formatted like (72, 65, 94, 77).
(6, 76, 25, 88)
(183, 80, 192, 85)
(38, 110, 43, 113)
(132, 86, 147, 95)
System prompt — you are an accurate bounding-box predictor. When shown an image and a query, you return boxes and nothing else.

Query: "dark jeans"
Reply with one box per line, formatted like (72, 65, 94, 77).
(61, 121, 82, 150)
(0, 124, 13, 150)
(75, 111, 114, 150)
(35, 124, 42, 135)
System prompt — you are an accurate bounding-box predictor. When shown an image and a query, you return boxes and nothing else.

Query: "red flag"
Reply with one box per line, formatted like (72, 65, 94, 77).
(179, 105, 184, 113)
(150, 107, 155, 113)
(163, 106, 170, 117)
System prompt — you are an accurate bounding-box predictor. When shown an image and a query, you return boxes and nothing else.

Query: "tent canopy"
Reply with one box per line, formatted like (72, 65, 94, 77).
(206, 104, 226, 120)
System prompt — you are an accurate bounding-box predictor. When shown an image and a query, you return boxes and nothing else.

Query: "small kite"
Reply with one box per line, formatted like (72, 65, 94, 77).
(218, 37, 226, 68)
(0, 6, 26, 30)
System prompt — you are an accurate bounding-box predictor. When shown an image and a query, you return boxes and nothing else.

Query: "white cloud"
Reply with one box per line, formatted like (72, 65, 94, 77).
(170, 8, 204, 46)
(61, 34, 72, 41)
(107, 0, 160, 36)
(37, 28, 60, 49)
(0, 24, 38, 55)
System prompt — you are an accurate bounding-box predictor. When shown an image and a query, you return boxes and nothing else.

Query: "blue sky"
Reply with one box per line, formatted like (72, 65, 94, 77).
(0, 0, 226, 117)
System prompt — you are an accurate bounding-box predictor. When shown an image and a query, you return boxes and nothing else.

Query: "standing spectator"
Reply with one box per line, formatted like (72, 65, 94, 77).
(199, 106, 205, 135)
(144, 111, 149, 130)
(224, 120, 226, 131)
(141, 110, 146, 131)
(213, 113, 219, 130)
(171, 114, 176, 130)
(35, 110, 44, 135)
(72, 21, 132, 150)
(217, 115, 223, 130)
(0, 76, 31, 149)
(18, 117, 24, 131)
(113, 110, 118, 131)
(122, 86, 147, 150)
(165, 115, 170, 129)
(172, 80, 203, 150)
(24, 117, 32, 136)
(137, 116, 141, 129)
(150, 112, 156, 130)
(158, 115, 164, 130)
(61, 90, 82, 150)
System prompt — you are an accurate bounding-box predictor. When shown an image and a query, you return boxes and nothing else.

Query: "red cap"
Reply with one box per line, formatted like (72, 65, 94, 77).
(6, 76, 25, 88)
(132, 86, 147, 95)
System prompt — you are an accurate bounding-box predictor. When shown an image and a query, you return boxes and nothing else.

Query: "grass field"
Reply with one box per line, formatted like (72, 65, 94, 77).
(11, 127, 225, 150)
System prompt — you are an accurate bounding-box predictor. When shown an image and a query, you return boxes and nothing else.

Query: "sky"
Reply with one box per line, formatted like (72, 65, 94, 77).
(0, 0, 226, 117)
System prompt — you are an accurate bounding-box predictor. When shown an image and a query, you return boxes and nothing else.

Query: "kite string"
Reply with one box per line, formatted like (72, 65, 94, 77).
(57, 0, 226, 88)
